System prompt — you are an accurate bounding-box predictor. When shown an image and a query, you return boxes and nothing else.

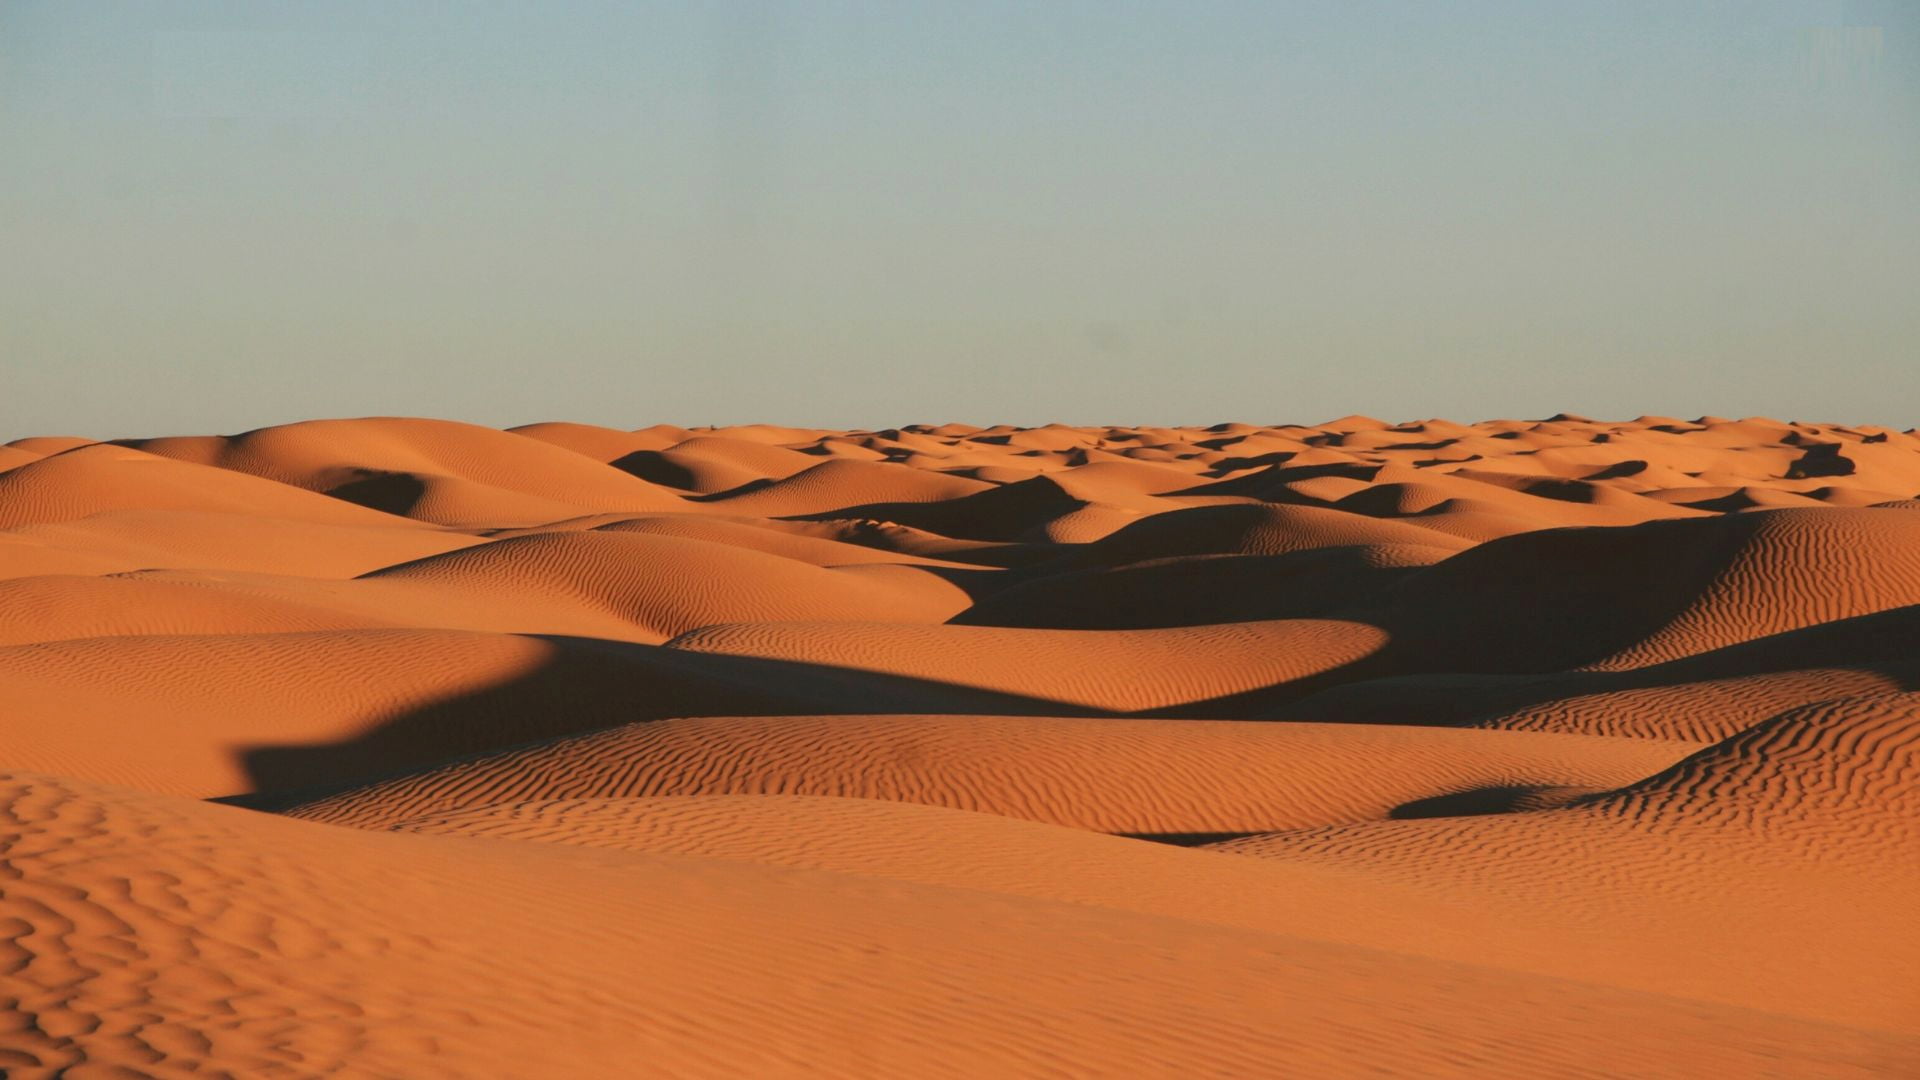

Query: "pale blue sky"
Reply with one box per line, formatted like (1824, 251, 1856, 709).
(2, 1, 1914, 437)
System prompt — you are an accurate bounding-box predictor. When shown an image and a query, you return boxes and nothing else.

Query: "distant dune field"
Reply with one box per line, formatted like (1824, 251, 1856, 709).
(1, 415, 1916, 1077)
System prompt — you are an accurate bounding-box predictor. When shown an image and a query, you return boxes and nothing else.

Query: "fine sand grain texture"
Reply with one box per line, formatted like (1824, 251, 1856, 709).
(2, 415, 1917, 1076)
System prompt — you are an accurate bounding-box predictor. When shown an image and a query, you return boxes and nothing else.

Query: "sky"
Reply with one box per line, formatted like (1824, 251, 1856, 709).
(2, 1, 1915, 437)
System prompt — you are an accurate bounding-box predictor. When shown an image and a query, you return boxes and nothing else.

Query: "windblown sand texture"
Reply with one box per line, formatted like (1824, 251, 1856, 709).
(2, 414, 1917, 1077)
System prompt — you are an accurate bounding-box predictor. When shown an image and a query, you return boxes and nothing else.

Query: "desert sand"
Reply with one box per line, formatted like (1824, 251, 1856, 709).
(1, 414, 1916, 1076)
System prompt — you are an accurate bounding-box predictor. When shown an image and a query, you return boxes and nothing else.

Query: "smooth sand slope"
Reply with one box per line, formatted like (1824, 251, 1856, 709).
(1, 414, 1917, 1077)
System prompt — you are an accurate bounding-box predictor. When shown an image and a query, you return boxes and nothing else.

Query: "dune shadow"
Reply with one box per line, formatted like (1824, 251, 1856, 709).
(1389, 784, 1566, 819)
(225, 622, 1404, 809)
(687, 476, 778, 501)
(911, 563, 1042, 604)
(326, 469, 428, 515)
(225, 602, 1920, 813)
(228, 635, 1107, 807)
(608, 450, 698, 490)
(1272, 604, 1920, 727)
(1113, 830, 1266, 847)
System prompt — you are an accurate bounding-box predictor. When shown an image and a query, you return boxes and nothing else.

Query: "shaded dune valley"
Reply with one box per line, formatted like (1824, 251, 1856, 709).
(2, 413, 1918, 1077)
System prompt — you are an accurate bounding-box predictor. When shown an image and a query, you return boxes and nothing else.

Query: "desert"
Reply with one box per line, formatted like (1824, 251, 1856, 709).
(0, 414, 1915, 1076)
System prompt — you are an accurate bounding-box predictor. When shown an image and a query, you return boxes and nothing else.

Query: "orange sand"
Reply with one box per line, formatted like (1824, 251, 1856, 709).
(2, 414, 1916, 1076)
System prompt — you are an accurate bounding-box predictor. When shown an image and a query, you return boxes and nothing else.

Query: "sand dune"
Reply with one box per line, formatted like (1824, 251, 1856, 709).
(2, 415, 1916, 1076)
(665, 618, 1389, 712)
(613, 434, 822, 493)
(279, 713, 1694, 833)
(953, 543, 1448, 628)
(0, 443, 426, 530)
(0, 531, 970, 649)
(1209, 693, 1920, 1028)
(1281, 602, 1920, 739)
(1066, 501, 1474, 564)
(10, 771, 1908, 1077)
(507, 419, 690, 461)
(592, 514, 979, 567)
(130, 417, 694, 525)
(0, 508, 483, 580)
(698, 458, 994, 516)
(0, 444, 45, 473)
(362, 530, 971, 637)
(1366, 505, 1920, 673)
